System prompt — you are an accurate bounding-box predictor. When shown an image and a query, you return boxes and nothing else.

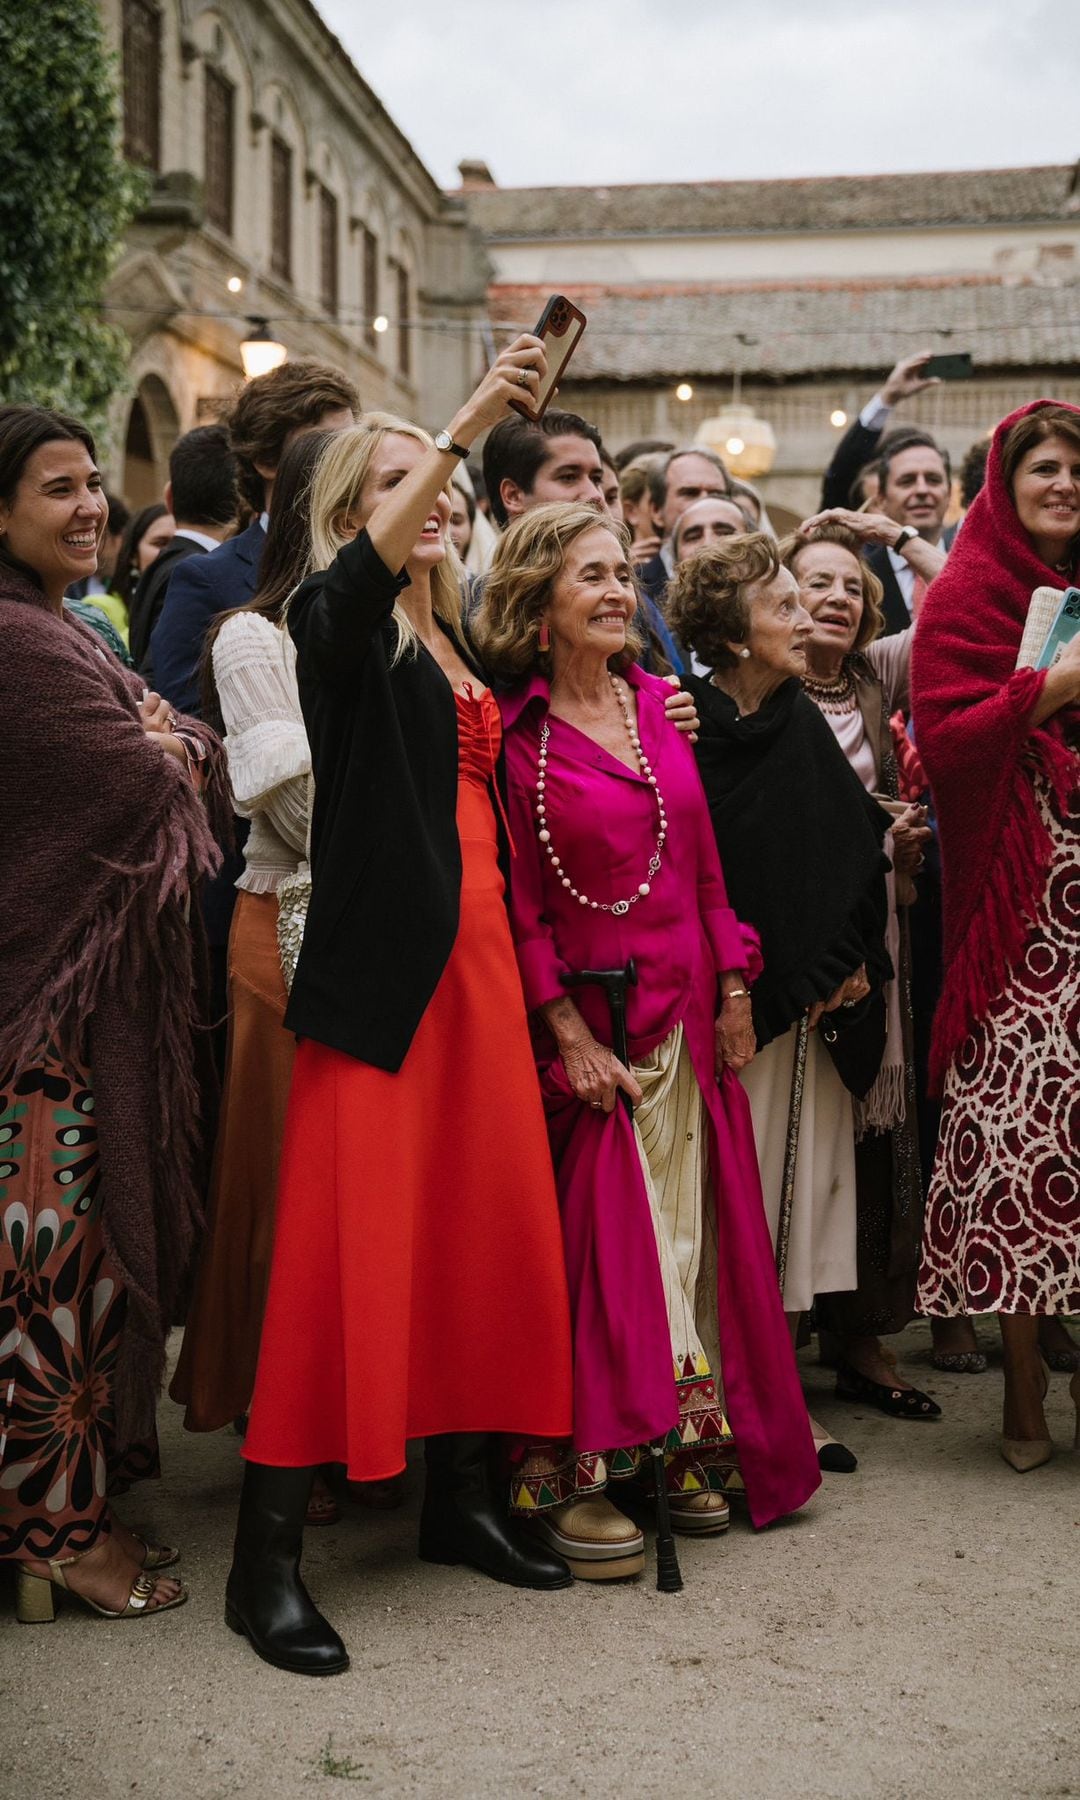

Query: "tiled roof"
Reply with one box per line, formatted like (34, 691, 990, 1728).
(486, 278, 1080, 379)
(460, 166, 1079, 240)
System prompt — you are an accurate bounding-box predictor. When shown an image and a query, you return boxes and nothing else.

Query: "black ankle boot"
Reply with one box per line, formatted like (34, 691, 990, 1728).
(225, 1462, 349, 1675)
(418, 1433, 572, 1590)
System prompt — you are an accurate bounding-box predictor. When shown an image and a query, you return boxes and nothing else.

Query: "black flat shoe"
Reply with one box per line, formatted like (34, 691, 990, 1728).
(931, 1351, 988, 1375)
(835, 1360, 942, 1420)
(816, 1439, 858, 1473)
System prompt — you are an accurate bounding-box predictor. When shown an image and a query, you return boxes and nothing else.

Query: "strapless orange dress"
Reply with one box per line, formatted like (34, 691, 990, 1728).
(243, 686, 573, 1477)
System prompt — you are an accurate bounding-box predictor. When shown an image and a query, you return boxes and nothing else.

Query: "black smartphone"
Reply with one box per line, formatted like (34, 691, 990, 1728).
(923, 351, 973, 380)
(509, 294, 587, 421)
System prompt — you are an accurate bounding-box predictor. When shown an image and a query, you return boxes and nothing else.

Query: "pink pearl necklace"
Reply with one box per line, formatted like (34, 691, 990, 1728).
(535, 674, 667, 914)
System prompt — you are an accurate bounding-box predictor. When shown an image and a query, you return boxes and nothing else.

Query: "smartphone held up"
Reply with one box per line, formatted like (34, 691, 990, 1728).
(509, 294, 587, 422)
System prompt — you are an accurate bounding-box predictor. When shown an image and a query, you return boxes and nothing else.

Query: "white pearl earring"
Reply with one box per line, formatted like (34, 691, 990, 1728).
(739, 647, 751, 660)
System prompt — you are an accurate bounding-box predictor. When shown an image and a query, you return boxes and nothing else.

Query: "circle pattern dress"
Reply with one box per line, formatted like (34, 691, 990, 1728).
(917, 785, 1080, 1316)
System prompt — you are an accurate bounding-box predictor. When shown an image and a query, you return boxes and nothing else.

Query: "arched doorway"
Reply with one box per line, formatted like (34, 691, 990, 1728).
(123, 375, 180, 508)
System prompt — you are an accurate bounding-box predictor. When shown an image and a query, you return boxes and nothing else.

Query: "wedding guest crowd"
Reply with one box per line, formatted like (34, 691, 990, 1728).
(4, 334, 1078, 1675)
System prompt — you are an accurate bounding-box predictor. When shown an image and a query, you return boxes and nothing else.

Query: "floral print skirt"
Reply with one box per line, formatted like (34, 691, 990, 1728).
(0, 1042, 157, 1563)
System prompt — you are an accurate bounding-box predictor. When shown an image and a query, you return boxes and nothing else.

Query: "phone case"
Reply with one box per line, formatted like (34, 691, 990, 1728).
(922, 352, 973, 381)
(510, 294, 587, 421)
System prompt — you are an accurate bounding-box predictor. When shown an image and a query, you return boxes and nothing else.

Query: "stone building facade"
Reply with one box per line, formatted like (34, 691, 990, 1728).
(99, 0, 488, 504)
(459, 164, 1080, 518)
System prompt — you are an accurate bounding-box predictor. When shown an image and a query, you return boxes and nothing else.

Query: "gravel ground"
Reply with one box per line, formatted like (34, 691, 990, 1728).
(3, 1322, 1080, 1800)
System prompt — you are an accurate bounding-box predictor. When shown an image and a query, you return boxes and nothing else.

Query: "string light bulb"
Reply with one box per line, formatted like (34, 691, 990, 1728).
(373, 314, 389, 334)
(675, 382, 693, 402)
(830, 408, 848, 428)
(227, 275, 243, 294)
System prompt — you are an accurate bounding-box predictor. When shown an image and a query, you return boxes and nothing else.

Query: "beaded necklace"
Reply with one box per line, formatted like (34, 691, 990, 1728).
(801, 665, 856, 715)
(535, 674, 667, 914)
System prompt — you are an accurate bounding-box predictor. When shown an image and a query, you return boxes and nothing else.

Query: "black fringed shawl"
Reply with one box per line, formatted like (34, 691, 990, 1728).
(687, 674, 893, 1049)
(0, 565, 229, 1449)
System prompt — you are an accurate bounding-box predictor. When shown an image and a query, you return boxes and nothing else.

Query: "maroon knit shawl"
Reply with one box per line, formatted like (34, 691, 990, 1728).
(911, 399, 1080, 1092)
(0, 566, 228, 1448)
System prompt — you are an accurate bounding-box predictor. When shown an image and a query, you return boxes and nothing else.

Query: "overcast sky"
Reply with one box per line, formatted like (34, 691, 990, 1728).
(317, 0, 1078, 190)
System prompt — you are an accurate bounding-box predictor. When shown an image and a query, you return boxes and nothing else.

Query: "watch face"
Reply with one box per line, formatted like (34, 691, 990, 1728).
(435, 431, 450, 451)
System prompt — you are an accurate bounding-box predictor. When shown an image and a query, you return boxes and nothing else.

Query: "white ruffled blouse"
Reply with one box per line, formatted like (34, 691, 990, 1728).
(213, 611, 311, 895)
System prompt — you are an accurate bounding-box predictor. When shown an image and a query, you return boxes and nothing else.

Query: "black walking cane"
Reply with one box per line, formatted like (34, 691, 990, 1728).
(560, 958, 684, 1595)
(774, 1012, 810, 1293)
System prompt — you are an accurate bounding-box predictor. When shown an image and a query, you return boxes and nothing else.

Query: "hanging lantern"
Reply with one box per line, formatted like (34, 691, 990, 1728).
(695, 403, 776, 479)
(240, 317, 287, 380)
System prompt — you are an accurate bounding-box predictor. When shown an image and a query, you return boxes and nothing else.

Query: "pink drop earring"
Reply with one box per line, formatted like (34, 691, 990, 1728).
(538, 622, 551, 652)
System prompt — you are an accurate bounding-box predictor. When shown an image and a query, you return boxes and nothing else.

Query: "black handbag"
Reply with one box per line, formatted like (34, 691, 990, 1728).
(819, 989, 887, 1099)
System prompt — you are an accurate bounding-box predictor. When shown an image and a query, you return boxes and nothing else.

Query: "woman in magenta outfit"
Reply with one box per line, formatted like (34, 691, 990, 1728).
(474, 504, 818, 1580)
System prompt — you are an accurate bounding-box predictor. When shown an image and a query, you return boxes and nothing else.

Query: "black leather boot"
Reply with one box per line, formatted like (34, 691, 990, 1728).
(225, 1462, 349, 1675)
(418, 1433, 573, 1590)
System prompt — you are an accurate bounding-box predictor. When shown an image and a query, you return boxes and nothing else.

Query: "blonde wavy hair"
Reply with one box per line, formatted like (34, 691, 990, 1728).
(472, 503, 643, 683)
(306, 412, 466, 663)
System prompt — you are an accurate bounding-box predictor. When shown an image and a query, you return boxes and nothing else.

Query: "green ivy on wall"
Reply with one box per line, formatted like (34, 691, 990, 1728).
(0, 0, 148, 434)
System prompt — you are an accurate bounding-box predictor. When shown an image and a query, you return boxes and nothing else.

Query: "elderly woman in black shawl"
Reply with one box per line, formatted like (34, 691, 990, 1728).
(668, 533, 901, 1471)
(0, 406, 227, 1622)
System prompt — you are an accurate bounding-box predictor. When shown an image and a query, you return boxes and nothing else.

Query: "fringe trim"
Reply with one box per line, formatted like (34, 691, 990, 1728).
(930, 741, 1078, 1093)
(1, 788, 221, 1448)
(854, 1059, 906, 1141)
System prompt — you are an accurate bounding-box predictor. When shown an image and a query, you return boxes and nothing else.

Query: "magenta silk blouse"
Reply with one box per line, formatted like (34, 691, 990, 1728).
(499, 664, 759, 1056)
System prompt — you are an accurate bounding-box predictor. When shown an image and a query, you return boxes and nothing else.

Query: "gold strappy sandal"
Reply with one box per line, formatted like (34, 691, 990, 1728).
(15, 1555, 188, 1624)
(131, 1533, 180, 1572)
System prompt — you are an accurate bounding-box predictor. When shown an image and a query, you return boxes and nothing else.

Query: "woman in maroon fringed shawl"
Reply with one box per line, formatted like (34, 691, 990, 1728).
(0, 406, 228, 1618)
(911, 400, 1080, 1472)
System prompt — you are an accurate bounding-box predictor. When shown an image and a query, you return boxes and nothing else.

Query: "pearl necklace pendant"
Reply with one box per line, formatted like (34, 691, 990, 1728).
(535, 674, 667, 913)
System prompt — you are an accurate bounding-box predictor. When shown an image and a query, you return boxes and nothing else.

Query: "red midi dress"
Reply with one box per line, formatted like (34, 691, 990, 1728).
(243, 686, 573, 1478)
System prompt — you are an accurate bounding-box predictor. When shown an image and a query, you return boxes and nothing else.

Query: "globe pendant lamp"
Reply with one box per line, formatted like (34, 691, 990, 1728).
(695, 371, 776, 480)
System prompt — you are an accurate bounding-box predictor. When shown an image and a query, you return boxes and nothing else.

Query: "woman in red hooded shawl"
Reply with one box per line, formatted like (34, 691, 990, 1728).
(912, 401, 1080, 1472)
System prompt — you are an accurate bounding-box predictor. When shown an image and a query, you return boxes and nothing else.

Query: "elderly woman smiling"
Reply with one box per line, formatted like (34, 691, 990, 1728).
(669, 534, 899, 1471)
(781, 523, 942, 1425)
(473, 504, 817, 1580)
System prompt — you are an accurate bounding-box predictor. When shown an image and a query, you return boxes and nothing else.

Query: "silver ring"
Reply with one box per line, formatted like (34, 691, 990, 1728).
(517, 367, 531, 388)
(842, 998, 856, 1009)
(590, 1100, 603, 1108)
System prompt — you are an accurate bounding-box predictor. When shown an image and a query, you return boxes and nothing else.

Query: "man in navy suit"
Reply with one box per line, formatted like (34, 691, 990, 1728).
(130, 424, 237, 676)
(150, 359, 359, 717)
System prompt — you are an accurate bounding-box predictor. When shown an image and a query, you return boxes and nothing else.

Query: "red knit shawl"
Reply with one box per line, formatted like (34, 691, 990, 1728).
(910, 399, 1080, 1091)
(0, 567, 228, 1446)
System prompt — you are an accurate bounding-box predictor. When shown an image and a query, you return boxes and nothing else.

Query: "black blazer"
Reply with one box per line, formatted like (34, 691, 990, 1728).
(149, 519, 266, 716)
(284, 529, 508, 1071)
(130, 534, 207, 674)
(820, 418, 883, 511)
(865, 544, 912, 638)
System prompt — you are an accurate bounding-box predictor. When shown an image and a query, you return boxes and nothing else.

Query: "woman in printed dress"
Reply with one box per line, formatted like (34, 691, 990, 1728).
(0, 405, 227, 1621)
(912, 400, 1080, 1470)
